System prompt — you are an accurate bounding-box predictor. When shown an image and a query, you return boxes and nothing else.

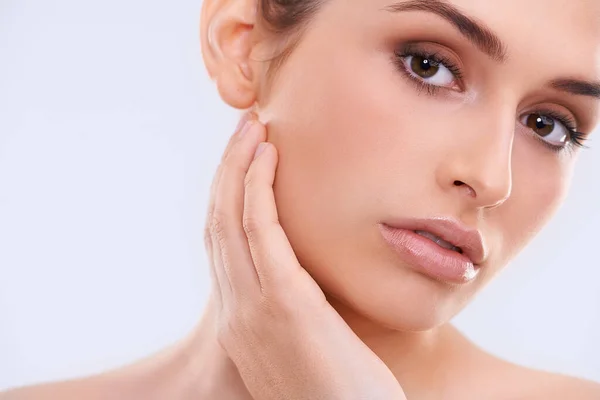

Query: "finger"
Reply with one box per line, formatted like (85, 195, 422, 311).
(210, 216, 233, 308)
(242, 142, 305, 292)
(205, 112, 257, 307)
(205, 111, 257, 246)
(212, 120, 266, 300)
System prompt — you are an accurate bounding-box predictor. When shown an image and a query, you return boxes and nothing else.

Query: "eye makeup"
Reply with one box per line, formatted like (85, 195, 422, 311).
(390, 41, 590, 152)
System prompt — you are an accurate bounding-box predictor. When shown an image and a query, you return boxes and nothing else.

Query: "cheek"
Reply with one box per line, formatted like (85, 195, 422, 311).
(260, 36, 464, 277)
(492, 139, 572, 266)
(263, 37, 431, 214)
(260, 41, 411, 275)
(265, 52, 395, 185)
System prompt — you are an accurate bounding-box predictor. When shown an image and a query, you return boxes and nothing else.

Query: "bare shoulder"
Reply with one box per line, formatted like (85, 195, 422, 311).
(516, 368, 600, 399)
(552, 375, 600, 399)
(480, 353, 600, 399)
(445, 325, 600, 399)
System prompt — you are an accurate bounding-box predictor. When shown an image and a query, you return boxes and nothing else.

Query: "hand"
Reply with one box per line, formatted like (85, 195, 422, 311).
(204, 112, 407, 400)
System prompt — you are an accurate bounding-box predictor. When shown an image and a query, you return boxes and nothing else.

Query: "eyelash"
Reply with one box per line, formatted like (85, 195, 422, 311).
(392, 46, 589, 151)
(393, 47, 463, 95)
(532, 109, 589, 153)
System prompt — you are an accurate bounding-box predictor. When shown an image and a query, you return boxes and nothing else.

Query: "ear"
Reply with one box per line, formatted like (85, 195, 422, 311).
(200, 0, 259, 109)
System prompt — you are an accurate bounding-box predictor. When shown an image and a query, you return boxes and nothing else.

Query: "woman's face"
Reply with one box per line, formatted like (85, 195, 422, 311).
(252, 0, 600, 331)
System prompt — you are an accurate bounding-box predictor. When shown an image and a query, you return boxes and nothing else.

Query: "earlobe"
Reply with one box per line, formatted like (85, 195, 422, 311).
(200, 0, 259, 109)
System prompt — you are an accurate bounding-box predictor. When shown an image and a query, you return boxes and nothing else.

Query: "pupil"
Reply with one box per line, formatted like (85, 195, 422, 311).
(536, 117, 547, 129)
(526, 114, 554, 137)
(411, 56, 439, 78)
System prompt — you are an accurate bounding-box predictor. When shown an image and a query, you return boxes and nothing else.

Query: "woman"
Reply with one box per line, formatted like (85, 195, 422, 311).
(3, 0, 600, 398)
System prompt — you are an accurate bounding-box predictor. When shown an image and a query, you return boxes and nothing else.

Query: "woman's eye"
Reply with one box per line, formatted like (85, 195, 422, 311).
(403, 55, 455, 87)
(521, 113, 570, 146)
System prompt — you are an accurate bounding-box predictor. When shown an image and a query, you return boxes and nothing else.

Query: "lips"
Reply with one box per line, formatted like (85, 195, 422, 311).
(414, 230, 463, 253)
(379, 217, 487, 284)
(387, 217, 487, 265)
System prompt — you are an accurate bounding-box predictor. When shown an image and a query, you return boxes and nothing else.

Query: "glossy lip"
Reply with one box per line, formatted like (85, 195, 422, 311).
(378, 217, 488, 284)
(382, 217, 487, 265)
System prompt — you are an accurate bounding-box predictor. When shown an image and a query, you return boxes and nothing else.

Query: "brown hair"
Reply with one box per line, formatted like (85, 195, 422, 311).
(257, 0, 325, 81)
(259, 0, 323, 33)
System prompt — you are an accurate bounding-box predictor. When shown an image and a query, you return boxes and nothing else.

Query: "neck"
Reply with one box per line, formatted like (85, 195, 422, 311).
(170, 294, 465, 400)
(169, 295, 255, 400)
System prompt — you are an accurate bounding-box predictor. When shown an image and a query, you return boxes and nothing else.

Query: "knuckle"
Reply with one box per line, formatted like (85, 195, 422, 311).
(210, 211, 228, 243)
(242, 215, 262, 236)
(243, 171, 256, 191)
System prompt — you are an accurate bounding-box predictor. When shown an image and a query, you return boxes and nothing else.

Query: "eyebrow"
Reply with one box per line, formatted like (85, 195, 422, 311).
(383, 0, 507, 63)
(551, 79, 600, 100)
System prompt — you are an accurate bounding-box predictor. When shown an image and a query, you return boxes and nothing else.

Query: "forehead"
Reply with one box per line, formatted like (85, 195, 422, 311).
(423, 0, 600, 63)
(447, 0, 600, 39)
(336, 0, 600, 94)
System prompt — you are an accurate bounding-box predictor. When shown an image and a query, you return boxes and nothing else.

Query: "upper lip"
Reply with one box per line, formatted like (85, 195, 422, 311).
(382, 217, 487, 265)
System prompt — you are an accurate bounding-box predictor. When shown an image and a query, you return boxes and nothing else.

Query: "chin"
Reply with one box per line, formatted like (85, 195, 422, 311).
(336, 270, 474, 332)
(278, 213, 474, 332)
(295, 240, 475, 332)
(272, 162, 480, 332)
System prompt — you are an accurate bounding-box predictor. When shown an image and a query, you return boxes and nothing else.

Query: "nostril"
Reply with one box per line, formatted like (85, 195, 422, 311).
(453, 180, 476, 198)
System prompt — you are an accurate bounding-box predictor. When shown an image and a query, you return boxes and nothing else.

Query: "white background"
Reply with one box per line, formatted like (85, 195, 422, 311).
(1, 0, 599, 391)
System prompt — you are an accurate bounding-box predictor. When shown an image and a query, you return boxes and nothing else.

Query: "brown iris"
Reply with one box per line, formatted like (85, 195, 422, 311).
(410, 56, 439, 78)
(526, 114, 555, 137)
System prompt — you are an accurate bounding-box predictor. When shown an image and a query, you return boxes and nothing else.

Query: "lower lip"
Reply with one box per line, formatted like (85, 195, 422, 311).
(379, 224, 479, 284)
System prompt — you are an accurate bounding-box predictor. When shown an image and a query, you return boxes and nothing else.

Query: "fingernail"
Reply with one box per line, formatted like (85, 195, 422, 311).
(239, 120, 254, 137)
(235, 112, 251, 133)
(235, 111, 256, 134)
(254, 142, 268, 159)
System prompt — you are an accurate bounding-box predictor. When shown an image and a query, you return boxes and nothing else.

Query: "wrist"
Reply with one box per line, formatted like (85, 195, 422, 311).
(146, 332, 208, 400)
(105, 342, 199, 400)
(155, 298, 249, 400)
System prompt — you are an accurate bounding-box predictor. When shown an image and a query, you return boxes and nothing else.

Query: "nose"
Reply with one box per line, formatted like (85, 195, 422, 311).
(436, 108, 514, 210)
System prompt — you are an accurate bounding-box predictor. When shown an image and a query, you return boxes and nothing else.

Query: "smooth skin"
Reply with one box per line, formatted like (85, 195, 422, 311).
(3, 117, 600, 400)
(3, 0, 600, 398)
